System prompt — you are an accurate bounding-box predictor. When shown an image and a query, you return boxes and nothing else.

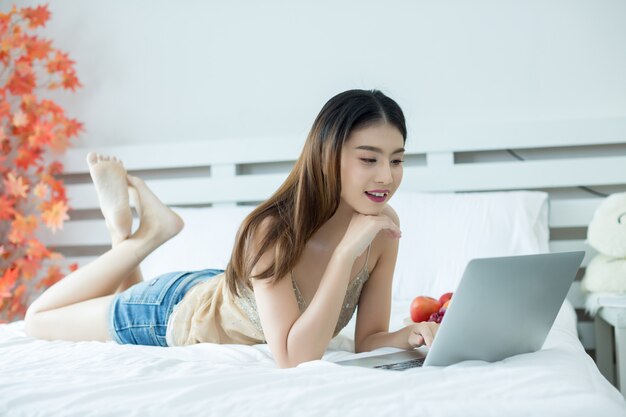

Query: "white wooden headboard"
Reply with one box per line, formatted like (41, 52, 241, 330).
(39, 123, 626, 356)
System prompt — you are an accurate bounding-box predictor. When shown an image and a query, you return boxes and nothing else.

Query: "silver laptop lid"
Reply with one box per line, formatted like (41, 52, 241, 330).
(423, 251, 585, 366)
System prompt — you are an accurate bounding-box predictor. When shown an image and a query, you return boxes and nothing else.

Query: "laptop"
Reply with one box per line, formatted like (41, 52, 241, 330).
(336, 251, 585, 370)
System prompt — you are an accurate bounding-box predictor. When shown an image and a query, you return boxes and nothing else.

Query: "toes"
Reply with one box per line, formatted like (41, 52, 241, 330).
(88, 153, 126, 165)
(86, 152, 98, 165)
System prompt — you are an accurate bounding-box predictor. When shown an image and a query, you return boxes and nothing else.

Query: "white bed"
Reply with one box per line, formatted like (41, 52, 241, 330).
(2, 135, 626, 416)
(1, 296, 624, 416)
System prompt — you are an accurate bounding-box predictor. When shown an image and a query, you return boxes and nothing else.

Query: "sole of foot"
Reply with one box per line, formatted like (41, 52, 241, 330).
(87, 152, 133, 240)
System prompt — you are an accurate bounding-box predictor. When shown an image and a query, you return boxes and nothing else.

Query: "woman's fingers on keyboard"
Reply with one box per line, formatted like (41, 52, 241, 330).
(408, 322, 440, 347)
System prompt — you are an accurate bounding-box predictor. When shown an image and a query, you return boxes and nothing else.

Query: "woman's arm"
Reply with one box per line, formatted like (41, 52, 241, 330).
(253, 246, 355, 368)
(253, 214, 401, 368)
(357, 323, 440, 352)
(353, 206, 440, 353)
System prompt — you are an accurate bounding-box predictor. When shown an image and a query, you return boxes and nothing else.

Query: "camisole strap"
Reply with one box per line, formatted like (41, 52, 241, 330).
(290, 243, 372, 295)
(364, 243, 372, 267)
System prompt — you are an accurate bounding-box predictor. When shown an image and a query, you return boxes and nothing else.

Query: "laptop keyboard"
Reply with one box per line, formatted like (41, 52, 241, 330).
(374, 357, 426, 370)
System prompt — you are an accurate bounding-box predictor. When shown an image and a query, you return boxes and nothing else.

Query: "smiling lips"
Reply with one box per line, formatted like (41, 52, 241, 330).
(364, 189, 390, 203)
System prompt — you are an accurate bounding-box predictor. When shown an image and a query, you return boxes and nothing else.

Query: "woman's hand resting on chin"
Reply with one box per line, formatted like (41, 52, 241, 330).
(336, 212, 401, 262)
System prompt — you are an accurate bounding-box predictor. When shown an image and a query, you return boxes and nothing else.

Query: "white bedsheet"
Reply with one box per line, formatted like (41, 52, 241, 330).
(1, 301, 625, 417)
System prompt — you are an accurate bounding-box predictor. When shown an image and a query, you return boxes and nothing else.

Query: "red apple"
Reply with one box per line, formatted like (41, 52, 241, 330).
(410, 296, 442, 323)
(438, 292, 453, 305)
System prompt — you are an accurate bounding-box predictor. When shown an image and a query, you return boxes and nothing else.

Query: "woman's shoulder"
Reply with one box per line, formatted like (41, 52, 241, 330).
(252, 214, 276, 243)
(248, 215, 278, 276)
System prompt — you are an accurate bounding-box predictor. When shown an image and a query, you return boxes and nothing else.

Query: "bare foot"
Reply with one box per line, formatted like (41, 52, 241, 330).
(127, 175, 183, 244)
(129, 186, 141, 218)
(87, 152, 132, 241)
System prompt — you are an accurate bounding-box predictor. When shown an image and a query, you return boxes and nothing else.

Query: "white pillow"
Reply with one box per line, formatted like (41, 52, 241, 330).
(390, 191, 550, 303)
(141, 192, 549, 296)
(139, 205, 254, 281)
(140, 192, 548, 346)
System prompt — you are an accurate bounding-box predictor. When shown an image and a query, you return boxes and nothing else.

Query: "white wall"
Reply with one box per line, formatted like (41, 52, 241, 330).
(18, 0, 626, 150)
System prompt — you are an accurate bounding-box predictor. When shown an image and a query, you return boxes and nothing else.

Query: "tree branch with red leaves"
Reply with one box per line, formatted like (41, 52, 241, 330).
(0, 4, 82, 322)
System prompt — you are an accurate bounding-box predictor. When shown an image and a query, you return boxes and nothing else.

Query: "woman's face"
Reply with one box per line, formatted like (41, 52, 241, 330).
(340, 122, 405, 215)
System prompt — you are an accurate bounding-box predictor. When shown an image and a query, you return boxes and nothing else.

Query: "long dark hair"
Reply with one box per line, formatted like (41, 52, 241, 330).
(225, 89, 407, 296)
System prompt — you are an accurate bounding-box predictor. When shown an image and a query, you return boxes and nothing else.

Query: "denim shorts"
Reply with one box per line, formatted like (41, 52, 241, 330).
(108, 268, 224, 347)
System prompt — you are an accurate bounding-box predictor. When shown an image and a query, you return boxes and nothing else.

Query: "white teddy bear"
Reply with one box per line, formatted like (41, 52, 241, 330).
(581, 192, 626, 293)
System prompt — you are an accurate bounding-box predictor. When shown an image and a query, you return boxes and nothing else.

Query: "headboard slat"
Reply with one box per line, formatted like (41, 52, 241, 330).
(63, 156, 625, 209)
(549, 199, 600, 228)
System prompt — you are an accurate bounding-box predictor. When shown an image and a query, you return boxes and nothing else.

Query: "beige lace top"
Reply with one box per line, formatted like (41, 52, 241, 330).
(166, 245, 372, 347)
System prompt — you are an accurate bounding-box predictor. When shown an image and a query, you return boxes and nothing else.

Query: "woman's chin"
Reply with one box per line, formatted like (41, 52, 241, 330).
(340, 196, 387, 216)
(353, 204, 386, 216)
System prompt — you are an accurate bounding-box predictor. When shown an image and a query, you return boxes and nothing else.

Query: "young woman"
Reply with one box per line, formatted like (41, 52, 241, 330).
(25, 89, 439, 368)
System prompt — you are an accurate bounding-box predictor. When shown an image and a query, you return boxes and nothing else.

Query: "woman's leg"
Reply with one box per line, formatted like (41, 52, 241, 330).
(24, 154, 183, 342)
(88, 152, 143, 292)
(114, 185, 144, 292)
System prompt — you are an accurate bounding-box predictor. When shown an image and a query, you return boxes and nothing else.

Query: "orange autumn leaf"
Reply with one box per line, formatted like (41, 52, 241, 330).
(49, 131, 71, 152)
(23, 35, 52, 60)
(39, 99, 64, 116)
(41, 200, 69, 232)
(44, 176, 67, 200)
(27, 121, 54, 147)
(33, 181, 49, 199)
(47, 250, 63, 261)
(15, 257, 40, 280)
(3, 172, 29, 198)
(20, 5, 51, 29)
(6, 69, 36, 96)
(1, 136, 10, 154)
(0, 100, 10, 119)
(26, 239, 52, 259)
(8, 214, 38, 244)
(13, 284, 26, 299)
(12, 110, 29, 128)
(37, 265, 64, 289)
(46, 161, 64, 176)
(0, 33, 17, 55)
(46, 51, 74, 74)
(0, 155, 8, 174)
(15, 57, 33, 77)
(9, 298, 26, 316)
(60, 70, 81, 91)
(7, 230, 23, 245)
(0, 194, 16, 220)
(63, 118, 84, 138)
(21, 94, 38, 109)
(15, 146, 42, 170)
(0, 8, 17, 34)
(0, 267, 19, 299)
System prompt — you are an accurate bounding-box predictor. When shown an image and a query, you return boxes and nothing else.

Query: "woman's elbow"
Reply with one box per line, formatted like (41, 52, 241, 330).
(354, 338, 368, 354)
(273, 352, 294, 368)
(277, 360, 296, 369)
(275, 354, 309, 369)
(274, 351, 323, 369)
(269, 331, 325, 368)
